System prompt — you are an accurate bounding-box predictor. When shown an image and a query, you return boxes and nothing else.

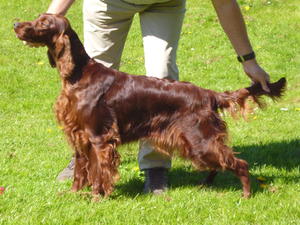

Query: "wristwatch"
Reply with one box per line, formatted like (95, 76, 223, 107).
(237, 51, 255, 63)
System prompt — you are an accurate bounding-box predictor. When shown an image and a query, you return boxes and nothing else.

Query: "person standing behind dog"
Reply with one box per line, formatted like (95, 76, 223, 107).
(47, 0, 270, 194)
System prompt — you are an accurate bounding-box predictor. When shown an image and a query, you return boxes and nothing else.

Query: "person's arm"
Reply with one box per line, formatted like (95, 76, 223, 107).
(212, 0, 270, 92)
(47, 0, 75, 15)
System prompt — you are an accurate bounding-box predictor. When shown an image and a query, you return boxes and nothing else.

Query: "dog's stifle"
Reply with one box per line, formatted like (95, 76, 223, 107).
(14, 14, 286, 199)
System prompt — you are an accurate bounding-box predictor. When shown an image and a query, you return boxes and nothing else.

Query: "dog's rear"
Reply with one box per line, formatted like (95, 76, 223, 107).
(215, 78, 286, 118)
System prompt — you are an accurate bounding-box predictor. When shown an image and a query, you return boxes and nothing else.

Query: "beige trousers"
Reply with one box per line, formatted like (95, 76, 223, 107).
(83, 0, 186, 170)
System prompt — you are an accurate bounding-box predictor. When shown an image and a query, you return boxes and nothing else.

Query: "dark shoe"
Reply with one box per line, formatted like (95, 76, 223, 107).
(143, 167, 168, 195)
(56, 158, 75, 181)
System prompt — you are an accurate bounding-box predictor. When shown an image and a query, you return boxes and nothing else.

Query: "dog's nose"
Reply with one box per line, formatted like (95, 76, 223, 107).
(14, 22, 20, 29)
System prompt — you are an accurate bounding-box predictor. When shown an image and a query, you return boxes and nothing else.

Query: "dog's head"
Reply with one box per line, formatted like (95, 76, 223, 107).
(14, 14, 76, 78)
(14, 13, 70, 48)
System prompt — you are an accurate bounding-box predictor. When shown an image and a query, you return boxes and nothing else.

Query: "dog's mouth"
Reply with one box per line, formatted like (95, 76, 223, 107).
(16, 35, 46, 48)
(22, 40, 46, 48)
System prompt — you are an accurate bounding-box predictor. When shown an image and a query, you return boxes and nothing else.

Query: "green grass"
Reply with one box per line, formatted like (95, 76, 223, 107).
(1, 0, 300, 224)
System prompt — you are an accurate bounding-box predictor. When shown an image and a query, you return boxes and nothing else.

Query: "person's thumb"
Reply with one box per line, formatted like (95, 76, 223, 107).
(260, 79, 270, 92)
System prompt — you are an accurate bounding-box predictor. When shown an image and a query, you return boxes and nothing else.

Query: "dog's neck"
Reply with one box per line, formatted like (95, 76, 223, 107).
(66, 31, 90, 84)
(68, 30, 90, 65)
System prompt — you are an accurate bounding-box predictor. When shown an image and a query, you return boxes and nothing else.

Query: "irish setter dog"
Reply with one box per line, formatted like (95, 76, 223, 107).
(14, 14, 286, 199)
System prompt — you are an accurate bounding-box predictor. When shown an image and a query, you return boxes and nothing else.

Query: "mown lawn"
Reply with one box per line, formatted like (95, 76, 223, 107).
(0, 0, 299, 224)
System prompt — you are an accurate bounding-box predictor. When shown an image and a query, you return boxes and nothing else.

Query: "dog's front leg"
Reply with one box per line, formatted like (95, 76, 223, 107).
(71, 151, 89, 192)
(87, 135, 121, 198)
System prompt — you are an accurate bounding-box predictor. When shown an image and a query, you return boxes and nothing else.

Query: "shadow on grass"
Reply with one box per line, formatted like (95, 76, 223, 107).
(235, 139, 300, 170)
(115, 139, 299, 198)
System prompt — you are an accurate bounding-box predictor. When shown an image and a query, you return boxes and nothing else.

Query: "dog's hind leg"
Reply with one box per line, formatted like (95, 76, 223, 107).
(176, 115, 251, 197)
(199, 170, 218, 186)
(187, 138, 251, 198)
(230, 158, 250, 198)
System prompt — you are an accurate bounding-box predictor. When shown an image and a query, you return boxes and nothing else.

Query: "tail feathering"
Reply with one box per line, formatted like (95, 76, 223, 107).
(216, 77, 286, 119)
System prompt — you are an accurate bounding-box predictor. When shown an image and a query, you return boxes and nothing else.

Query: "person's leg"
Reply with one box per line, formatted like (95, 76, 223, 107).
(57, 0, 143, 181)
(140, 0, 186, 80)
(83, 0, 144, 68)
(138, 0, 186, 193)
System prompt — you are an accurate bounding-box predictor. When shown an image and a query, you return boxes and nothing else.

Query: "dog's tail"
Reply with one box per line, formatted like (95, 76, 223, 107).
(215, 77, 286, 118)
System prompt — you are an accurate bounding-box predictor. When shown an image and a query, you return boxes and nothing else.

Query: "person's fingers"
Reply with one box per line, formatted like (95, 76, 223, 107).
(260, 78, 270, 92)
(259, 71, 271, 92)
(244, 66, 270, 92)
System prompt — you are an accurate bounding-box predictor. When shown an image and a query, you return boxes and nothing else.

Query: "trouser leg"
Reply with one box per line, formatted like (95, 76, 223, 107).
(138, 0, 186, 170)
(83, 0, 186, 171)
(83, 0, 144, 68)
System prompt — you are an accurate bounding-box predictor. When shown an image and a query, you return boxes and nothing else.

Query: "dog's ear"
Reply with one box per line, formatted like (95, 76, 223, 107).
(47, 50, 56, 68)
(55, 33, 75, 78)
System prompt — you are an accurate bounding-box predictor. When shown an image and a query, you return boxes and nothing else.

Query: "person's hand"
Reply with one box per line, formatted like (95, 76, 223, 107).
(242, 59, 270, 92)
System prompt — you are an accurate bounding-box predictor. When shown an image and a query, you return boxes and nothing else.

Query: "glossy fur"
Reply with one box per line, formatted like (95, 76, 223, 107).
(14, 14, 286, 198)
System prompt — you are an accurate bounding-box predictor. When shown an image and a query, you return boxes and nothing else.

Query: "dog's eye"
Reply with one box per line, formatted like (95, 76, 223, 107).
(39, 21, 49, 28)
